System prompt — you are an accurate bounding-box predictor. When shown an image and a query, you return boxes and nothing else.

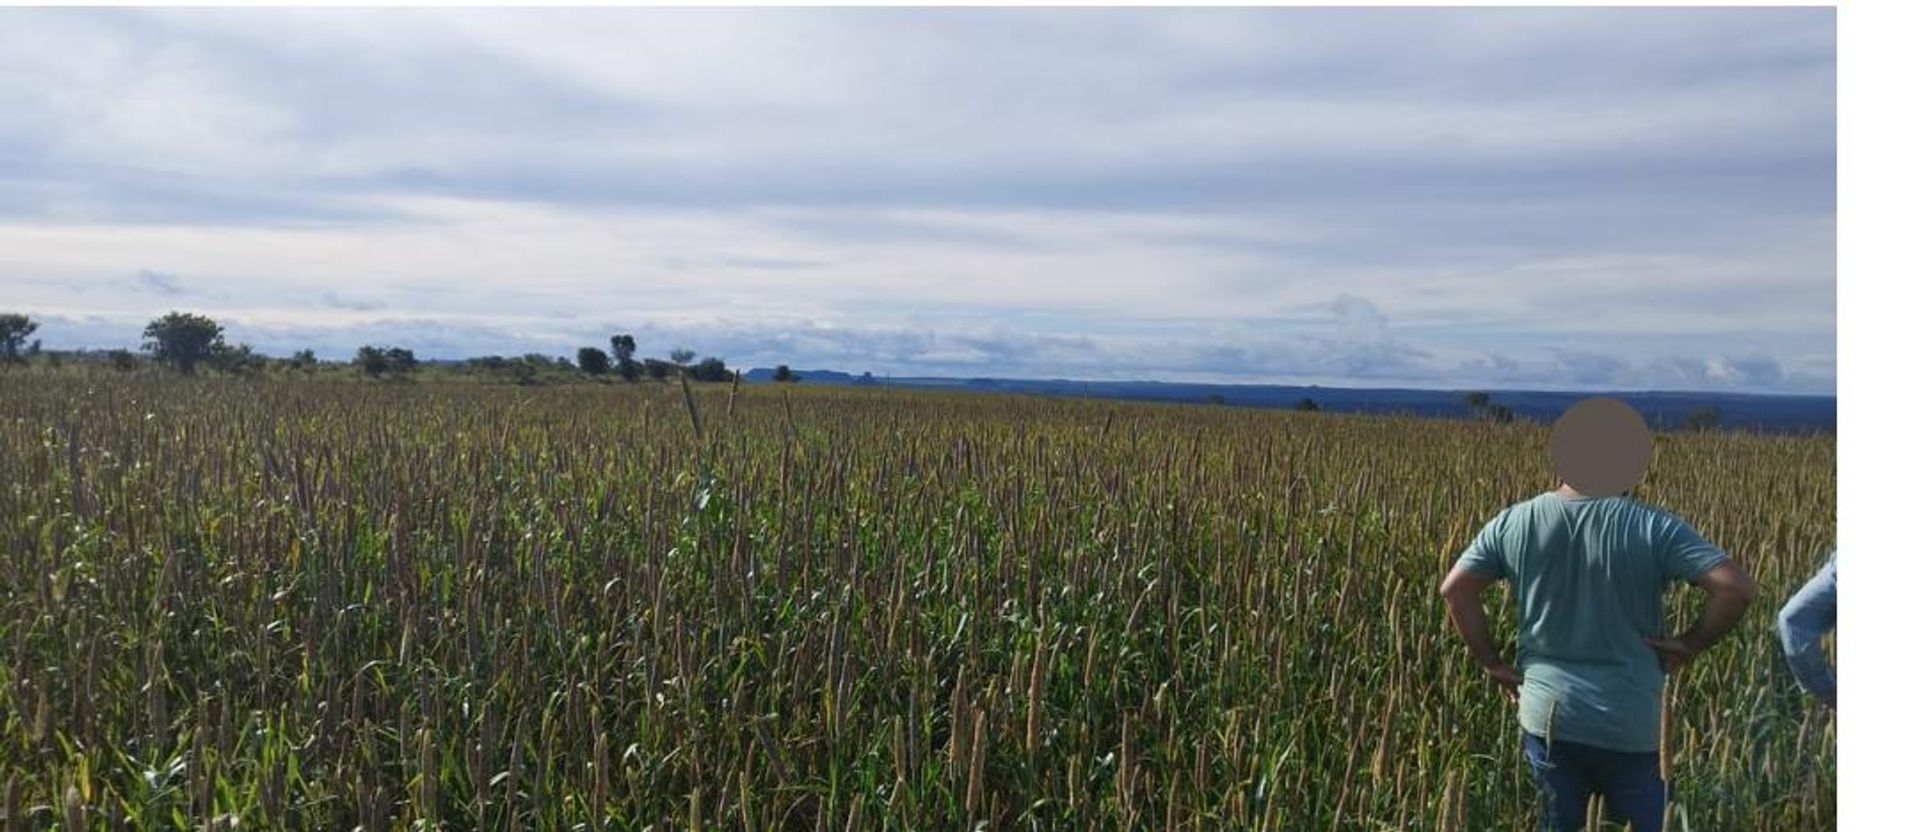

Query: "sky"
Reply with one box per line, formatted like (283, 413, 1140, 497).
(0, 7, 1834, 394)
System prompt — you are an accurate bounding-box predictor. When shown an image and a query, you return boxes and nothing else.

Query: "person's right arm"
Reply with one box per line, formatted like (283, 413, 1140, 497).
(1776, 556, 1837, 709)
(1440, 565, 1523, 699)
(1645, 560, 1757, 673)
(1440, 512, 1521, 699)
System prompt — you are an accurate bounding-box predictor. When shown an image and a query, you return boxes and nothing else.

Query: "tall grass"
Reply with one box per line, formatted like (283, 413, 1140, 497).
(0, 377, 1834, 829)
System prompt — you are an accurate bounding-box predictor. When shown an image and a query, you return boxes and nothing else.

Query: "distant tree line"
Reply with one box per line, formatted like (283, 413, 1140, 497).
(1462, 390, 1725, 432)
(570, 335, 737, 383)
(0, 310, 1757, 431)
(0, 311, 758, 387)
(353, 346, 418, 377)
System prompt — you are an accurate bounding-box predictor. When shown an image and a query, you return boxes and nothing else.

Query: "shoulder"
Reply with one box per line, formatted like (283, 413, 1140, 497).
(1612, 497, 1689, 527)
(1484, 496, 1540, 528)
(1512, 491, 1561, 514)
(1471, 495, 1558, 541)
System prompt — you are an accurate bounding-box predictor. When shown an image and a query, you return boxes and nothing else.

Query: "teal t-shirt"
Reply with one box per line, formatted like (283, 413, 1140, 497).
(1456, 491, 1728, 753)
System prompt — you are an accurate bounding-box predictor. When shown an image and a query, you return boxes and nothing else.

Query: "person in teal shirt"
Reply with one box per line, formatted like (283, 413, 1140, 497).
(1439, 398, 1757, 831)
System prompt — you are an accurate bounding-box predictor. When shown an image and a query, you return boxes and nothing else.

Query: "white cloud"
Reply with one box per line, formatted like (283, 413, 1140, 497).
(0, 8, 1833, 393)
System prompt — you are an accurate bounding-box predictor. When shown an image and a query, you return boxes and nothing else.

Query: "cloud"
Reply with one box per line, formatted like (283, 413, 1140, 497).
(1331, 294, 1389, 343)
(1550, 349, 1633, 386)
(1714, 355, 1785, 388)
(1442, 348, 1824, 394)
(17, 299, 1832, 394)
(718, 256, 827, 271)
(0, 8, 1833, 394)
(135, 269, 185, 295)
(319, 292, 386, 312)
(0, 8, 1832, 219)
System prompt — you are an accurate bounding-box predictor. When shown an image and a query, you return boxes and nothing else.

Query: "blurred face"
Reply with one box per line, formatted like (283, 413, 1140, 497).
(1550, 398, 1652, 496)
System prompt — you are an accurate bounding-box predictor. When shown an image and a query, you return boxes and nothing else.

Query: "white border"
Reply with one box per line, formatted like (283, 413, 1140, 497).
(1837, 0, 1914, 826)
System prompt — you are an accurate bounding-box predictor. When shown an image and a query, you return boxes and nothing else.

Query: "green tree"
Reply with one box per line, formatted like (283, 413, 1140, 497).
(772, 364, 799, 383)
(610, 335, 639, 381)
(209, 343, 267, 376)
(0, 313, 37, 364)
(669, 347, 696, 367)
(353, 345, 390, 377)
(107, 349, 138, 371)
(468, 355, 509, 375)
(288, 349, 318, 373)
(1463, 391, 1515, 423)
(1685, 406, 1723, 432)
(578, 347, 612, 377)
(1295, 397, 1320, 412)
(142, 312, 227, 374)
(688, 356, 732, 382)
(354, 346, 415, 377)
(384, 347, 417, 375)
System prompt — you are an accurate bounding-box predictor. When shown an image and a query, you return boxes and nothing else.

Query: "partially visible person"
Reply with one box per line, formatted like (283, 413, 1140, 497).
(1777, 549, 1837, 710)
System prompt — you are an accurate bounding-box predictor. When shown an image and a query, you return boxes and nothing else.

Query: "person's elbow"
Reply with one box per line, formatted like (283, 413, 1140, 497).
(1702, 561, 1758, 606)
(1438, 567, 1493, 603)
(1776, 608, 1808, 653)
(1776, 602, 1821, 655)
(1726, 570, 1758, 606)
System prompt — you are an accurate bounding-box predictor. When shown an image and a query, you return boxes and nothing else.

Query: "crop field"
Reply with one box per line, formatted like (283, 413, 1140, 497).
(0, 377, 1835, 829)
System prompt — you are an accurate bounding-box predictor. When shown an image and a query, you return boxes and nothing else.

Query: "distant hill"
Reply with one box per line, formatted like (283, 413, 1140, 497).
(743, 368, 1835, 434)
(741, 368, 876, 385)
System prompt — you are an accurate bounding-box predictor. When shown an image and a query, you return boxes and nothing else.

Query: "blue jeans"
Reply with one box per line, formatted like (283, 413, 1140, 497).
(1521, 731, 1665, 831)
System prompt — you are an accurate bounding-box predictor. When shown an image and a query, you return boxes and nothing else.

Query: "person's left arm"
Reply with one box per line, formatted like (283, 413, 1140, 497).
(1644, 517, 1756, 674)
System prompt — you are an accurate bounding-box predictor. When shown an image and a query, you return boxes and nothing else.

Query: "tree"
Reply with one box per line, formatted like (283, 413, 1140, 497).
(577, 347, 611, 377)
(1463, 391, 1516, 423)
(609, 334, 636, 364)
(468, 355, 510, 376)
(642, 358, 672, 380)
(208, 343, 267, 375)
(669, 347, 696, 367)
(610, 335, 639, 381)
(384, 347, 417, 375)
(1684, 406, 1722, 432)
(1295, 397, 1321, 412)
(288, 349, 318, 373)
(688, 356, 732, 382)
(107, 349, 138, 371)
(142, 312, 226, 374)
(354, 346, 415, 378)
(353, 345, 391, 377)
(772, 364, 799, 383)
(0, 313, 37, 364)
